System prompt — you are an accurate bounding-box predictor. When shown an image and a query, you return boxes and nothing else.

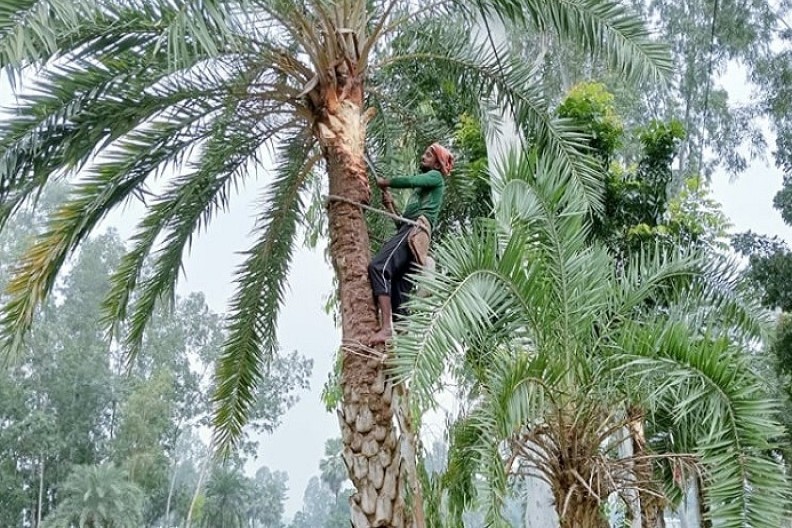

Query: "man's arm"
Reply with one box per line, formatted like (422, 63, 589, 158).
(381, 189, 401, 228)
(382, 171, 443, 189)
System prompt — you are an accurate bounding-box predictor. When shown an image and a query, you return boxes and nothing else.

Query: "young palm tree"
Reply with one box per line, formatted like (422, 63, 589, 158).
(41, 464, 144, 528)
(392, 153, 788, 527)
(0, 1, 669, 525)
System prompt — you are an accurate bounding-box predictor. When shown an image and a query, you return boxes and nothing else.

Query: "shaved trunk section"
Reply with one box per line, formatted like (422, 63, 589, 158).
(315, 74, 408, 527)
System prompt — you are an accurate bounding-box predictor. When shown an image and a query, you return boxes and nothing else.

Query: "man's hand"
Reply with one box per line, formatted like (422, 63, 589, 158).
(381, 188, 394, 206)
(376, 177, 390, 189)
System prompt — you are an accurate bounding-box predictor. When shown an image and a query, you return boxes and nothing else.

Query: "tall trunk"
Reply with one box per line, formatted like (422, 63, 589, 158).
(393, 385, 425, 528)
(316, 86, 406, 527)
(185, 458, 210, 528)
(165, 460, 179, 527)
(556, 493, 609, 528)
(36, 456, 44, 528)
(628, 408, 665, 528)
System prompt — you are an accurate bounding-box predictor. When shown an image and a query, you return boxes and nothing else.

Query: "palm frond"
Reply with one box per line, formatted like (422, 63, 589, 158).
(524, 0, 671, 83)
(379, 24, 604, 213)
(0, 55, 283, 357)
(391, 230, 517, 393)
(0, 0, 255, 71)
(613, 317, 788, 528)
(121, 110, 294, 362)
(0, 0, 99, 70)
(445, 349, 553, 526)
(0, 161, 160, 357)
(211, 134, 317, 458)
(0, 52, 238, 226)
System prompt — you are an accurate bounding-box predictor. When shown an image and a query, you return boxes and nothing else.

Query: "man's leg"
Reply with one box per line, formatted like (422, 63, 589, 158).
(368, 224, 413, 344)
(391, 266, 416, 321)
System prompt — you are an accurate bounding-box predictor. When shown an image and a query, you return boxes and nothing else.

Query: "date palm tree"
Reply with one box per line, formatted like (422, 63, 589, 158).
(0, 0, 669, 525)
(41, 464, 144, 528)
(392, 153, 788, 527)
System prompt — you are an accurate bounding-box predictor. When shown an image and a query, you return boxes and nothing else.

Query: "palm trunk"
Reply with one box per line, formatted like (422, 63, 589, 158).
(316, 86, 406, 527)
(36, 456, 44, 528)
(626, 408, 665, 528)
(556, 495, 609, 528)
(393, 385, 426, 528)
(552, 462, 610, 528)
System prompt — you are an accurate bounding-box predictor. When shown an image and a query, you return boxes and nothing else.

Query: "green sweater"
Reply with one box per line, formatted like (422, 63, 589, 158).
(389, 169, 445, 227)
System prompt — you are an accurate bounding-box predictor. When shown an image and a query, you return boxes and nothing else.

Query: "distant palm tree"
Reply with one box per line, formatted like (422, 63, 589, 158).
(0, 1, 669, 525)
(319, 438, 348, 498)
(392, 154, 788, 527)
(41, 464, 144, 528)
(199, 465, 252, 528)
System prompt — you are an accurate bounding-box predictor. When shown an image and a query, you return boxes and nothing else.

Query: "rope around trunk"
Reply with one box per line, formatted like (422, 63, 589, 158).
(325, 194, 429, 233)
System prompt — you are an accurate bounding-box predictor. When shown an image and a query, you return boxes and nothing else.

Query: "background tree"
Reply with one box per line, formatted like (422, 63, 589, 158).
(0, 196, 308, 527)
(290, 440, 353, 528)
(319, 438, 348, 499)
(249, 466, 289, 528)
(41, 464, 145, 528)
(732, 174, 792, 477)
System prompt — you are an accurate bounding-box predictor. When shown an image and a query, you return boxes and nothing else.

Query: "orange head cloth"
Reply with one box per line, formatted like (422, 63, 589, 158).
(429, 143, 454, 177)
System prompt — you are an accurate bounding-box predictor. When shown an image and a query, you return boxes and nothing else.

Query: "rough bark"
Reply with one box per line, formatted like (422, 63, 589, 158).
(316, 80, 406, 527)
(393, 384, 426, 528)
(629, 409, 666, 528)
(556, 492, 609, 528)
(552, 462, 610, 528)
(548, 414, 611, 528)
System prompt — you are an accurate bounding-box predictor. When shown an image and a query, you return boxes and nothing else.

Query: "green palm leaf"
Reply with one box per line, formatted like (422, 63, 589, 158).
(614, 317, 788, 527)
(121, 109, 296, 362)
(394, 155, 787, 526)
(516, 0, 672, 83)
(380, 23, 604, 212)
(212, 134, 318, 457)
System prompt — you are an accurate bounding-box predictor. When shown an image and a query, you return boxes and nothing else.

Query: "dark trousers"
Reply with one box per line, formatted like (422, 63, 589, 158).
(368, 224, 416, 316)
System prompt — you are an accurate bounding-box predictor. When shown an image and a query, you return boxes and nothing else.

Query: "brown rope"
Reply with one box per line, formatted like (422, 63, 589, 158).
(325, 194, 430, 234)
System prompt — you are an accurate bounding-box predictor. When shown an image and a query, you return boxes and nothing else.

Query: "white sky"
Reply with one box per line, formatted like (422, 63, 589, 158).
(1, 63, 791, 522)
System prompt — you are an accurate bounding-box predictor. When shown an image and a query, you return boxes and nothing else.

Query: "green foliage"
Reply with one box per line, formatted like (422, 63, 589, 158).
(774, 314, 792, 374)
(434, 114, 492, 239)
(290, 441, 353, 528)
(319, 438, 348, 498)
(41, 464, 144, 528)
(638, 119, 687, 164)
(0, 0, 669, 457)
(775, 175, 792, 226)
(392, 153, 787, 527)
(0, 207, 306, 527)
(198, 464, 253, 528)
(586, 114, 724, 255)
(733, 233, 792, 313)
(558, 81, 624, 161)
(665, 175, 731, 250)
(289, 476, 351, 528)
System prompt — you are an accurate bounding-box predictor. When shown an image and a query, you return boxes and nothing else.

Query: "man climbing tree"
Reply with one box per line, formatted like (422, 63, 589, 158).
(369, 143, 454, 345)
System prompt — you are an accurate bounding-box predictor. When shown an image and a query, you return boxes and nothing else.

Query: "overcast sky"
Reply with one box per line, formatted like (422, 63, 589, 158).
(2, 63, 791, 521)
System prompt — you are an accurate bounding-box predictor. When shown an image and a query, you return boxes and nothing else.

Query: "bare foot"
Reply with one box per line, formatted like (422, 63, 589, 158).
(370, 327, 392, 345)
